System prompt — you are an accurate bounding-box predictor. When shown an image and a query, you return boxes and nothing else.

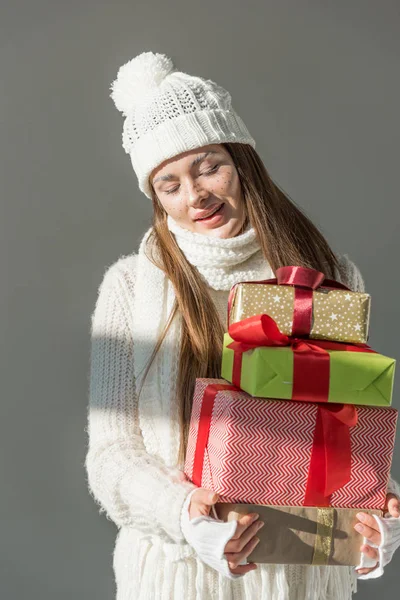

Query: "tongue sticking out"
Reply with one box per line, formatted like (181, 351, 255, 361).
(197, 204, 223, 220)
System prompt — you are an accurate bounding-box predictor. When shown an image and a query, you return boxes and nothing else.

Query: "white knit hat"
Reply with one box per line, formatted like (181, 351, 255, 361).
(109, 51, 256, 198)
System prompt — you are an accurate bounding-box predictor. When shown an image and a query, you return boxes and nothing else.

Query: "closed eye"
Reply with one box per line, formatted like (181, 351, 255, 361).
(201, 164, 220, 176)
(165, 187, 180, 195)
(164, 165, 220, 195)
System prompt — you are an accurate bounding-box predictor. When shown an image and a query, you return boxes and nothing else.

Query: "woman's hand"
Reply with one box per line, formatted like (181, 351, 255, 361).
(355, 493, 400, 575)
(177, 470, 264, 576)
(188, 487, 264, 576)
(223, 510, 264, 575)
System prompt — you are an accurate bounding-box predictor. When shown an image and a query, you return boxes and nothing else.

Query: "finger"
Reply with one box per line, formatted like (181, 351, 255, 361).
(229, 513, 261, 539)
(177, 470, 188, 482)
(356, 567, 378, 575)
(355, 514, 381, 545)
(356, 512, 381, 532)
(384, 493, 397, 512)
(194, 489, 219, 506)
(387, 496, 400, 518)
(354, 521, 381, 546)
(228, 562, 258, 576)
(190, 489, 219, 517)
(360, 544, 379, 562)
(190, 504, 212, 518)
(225, 519, 264, 554)
(225, 535, 261, 569)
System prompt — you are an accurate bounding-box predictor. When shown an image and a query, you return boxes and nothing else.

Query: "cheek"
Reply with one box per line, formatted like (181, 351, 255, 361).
(158, 196, 187, 217)
(210, 169, 240, 196)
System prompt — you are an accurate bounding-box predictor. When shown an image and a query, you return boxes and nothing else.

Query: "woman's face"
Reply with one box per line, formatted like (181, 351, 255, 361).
(150, 143, 246, 239)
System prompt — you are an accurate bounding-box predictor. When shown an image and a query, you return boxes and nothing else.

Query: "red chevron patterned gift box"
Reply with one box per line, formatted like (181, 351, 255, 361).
(184, 379, 398, 509)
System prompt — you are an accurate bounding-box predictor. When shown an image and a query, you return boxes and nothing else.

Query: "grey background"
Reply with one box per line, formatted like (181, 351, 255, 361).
(1, 0, 399, 598)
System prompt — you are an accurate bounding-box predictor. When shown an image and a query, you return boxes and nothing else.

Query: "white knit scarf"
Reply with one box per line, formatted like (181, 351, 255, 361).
(132, 216, 272, 468)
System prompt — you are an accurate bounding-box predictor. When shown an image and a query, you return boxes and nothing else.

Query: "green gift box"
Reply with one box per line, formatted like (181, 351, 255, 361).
(221, 332, 395, 406)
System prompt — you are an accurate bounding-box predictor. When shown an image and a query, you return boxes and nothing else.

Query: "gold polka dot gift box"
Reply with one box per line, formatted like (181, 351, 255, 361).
(228, 266, 370, 344)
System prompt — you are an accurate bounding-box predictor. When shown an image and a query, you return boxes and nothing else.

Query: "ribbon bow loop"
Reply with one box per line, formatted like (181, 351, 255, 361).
(276, 265, 325, 290)
(228, 313, 289, 349)
(325, 403, 358, 428)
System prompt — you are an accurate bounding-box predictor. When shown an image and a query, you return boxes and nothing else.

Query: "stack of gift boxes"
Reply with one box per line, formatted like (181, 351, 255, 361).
(184, 266, 398, 567)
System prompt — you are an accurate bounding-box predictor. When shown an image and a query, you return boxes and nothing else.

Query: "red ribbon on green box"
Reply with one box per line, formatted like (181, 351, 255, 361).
(227, 313, 376, 402)
(192, 381, 359, 507)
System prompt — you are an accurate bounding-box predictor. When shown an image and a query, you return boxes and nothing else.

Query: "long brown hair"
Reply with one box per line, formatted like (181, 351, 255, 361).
(139, 143, 339, 467)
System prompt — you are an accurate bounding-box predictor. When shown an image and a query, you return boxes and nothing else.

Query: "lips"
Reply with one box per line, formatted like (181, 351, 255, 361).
(194, 203, 223, 221)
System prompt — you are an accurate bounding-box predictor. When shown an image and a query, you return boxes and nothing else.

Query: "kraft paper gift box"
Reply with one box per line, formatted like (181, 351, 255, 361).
(228, 266, 371, 344)
(221, 325, 395, 406)
(184, 379, 398, 509)
(214, 503, 383, 566)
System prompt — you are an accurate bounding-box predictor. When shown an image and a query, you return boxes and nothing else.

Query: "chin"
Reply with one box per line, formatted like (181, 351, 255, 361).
(212, 219, 244, 239)
(189, 210, 246, 238)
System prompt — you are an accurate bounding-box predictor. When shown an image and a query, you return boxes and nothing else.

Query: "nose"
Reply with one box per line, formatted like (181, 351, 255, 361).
(185, 178, 209, 207)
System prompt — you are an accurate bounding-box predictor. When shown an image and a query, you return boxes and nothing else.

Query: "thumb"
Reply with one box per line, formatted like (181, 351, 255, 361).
(198, 488, 219, 505)
(387, 495, 400, 518)
(176, 470, 189, 483)
(189, 488, 219, 519)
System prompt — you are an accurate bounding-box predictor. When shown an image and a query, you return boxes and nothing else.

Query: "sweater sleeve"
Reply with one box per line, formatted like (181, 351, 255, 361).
(84, 264, 196, 542)
(387, 476, 400, 499)
(334, 253, 366, 293)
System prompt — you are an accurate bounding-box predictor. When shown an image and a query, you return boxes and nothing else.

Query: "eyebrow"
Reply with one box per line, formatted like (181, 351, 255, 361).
(152, 150, 220, 184)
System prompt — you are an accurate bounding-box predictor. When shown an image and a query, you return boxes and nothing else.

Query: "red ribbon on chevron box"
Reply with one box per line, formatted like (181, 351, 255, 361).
(183, 379, 398, 509)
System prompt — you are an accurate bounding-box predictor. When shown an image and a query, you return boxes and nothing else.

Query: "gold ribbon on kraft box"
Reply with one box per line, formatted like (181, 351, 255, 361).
(214, 503, 383, 566)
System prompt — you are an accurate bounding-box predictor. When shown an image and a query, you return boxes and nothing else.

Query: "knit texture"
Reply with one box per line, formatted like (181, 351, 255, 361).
(109, 51, 256, 198)
(180, 488, 242, 580)
(85, 260, 196, 542)
(85, 224, 399, 599)
(167, 215, 271, 290)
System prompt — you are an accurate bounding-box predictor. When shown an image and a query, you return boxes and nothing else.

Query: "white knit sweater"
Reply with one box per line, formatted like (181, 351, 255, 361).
(85, 221, 400, 600)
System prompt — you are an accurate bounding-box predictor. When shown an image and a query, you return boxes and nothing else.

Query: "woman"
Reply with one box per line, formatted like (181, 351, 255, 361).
(85, 51, 400, 599)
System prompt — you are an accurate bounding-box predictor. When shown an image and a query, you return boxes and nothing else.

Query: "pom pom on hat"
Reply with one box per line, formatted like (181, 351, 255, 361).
(110, 51, 175, 116)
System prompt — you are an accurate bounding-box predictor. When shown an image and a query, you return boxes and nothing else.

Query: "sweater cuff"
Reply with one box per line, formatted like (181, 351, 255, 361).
(180, 493, 243, 579)
(387, 475, 400, 500)
(356, 513, 400, 580)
